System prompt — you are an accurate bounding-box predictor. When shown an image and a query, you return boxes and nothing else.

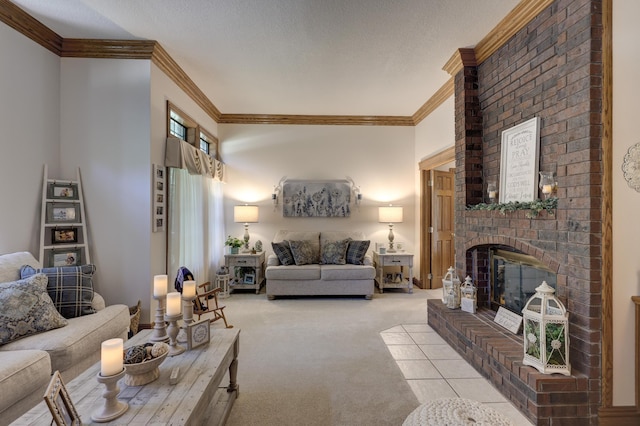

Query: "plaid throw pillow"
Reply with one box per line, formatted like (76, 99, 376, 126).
(272, 241, 295, 265)
(20, 264, 96, 319)
(346, 240, 370, 265)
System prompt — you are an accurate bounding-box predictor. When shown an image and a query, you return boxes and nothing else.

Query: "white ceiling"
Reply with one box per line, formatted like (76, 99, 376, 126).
(12, 0, 519, 116)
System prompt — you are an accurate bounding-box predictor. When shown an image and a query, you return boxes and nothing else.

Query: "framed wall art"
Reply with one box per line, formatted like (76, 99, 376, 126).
(46, 203, 81, 224)
(51, 228, 78, 244)
(499, 117, 540, 203)
(47, 182, 79, 200)
(282, 180, 351, 217)
(50, 249, 81, 267)
(187, 319, 211, 350)
(153, 164, 165, 232)
(44, 370, 81, 426)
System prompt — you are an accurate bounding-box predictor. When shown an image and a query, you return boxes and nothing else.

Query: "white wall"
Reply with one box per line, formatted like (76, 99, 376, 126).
(612, 0, 640, 406)
(0, 23, 60, 255)
(413, 97, 456, 277)
(60, 58, 152, 316)
(219, 124, 416, 258)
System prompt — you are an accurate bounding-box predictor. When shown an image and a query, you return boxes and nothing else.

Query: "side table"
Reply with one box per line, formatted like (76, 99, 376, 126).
(373, 251, 414, 293)
(225, 251, 265, 294)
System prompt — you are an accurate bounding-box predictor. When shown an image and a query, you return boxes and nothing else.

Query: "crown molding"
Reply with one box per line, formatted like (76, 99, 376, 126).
(218, 114, 414, 126)
(1, 0, 551, 126)
(151, 43, 222, 122)
(412, 77, 454, 125)
(0, 0, 62, 55)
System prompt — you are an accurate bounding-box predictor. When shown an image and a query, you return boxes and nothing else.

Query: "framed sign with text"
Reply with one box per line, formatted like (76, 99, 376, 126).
(499, 117, 540, 203)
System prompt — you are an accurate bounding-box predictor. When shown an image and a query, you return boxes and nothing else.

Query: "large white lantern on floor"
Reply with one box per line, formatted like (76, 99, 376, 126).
(442, 266, 461, 309)
(522, 281, 571, 376)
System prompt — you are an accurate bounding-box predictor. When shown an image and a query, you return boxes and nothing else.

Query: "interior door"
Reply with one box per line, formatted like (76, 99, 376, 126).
(431, 169, 455, 286)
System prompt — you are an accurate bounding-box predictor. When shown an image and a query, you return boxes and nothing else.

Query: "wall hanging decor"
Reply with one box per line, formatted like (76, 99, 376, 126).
(622, 142, 640, 193)
(499, 117, 540, 203)
(153, 164, 165, 232)
(282, 180, 351, 217)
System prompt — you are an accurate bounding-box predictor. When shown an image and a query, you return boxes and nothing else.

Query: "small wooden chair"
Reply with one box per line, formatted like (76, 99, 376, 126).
(193, 282, 233, 328)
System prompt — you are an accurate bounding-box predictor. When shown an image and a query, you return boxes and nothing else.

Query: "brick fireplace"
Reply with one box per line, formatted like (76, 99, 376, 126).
(427, 1, 603, 425)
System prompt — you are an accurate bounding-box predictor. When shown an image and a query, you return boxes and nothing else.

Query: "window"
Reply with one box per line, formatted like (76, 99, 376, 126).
(166, 101, 220, 161)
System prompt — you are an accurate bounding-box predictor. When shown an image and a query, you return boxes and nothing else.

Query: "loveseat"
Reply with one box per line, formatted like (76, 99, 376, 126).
(265, 230, 376, 299)
(0, 251, 130, 424)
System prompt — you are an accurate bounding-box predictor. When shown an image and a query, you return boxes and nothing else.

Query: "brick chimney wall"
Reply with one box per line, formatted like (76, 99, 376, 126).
(448, 0, 603, 423)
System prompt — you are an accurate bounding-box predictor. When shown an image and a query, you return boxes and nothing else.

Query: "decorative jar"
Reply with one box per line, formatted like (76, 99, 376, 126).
(460, 276, 477, 314)
(522, 281, 571, 376)
(442, 266, 461, 309)
(538, 171, 556, 199)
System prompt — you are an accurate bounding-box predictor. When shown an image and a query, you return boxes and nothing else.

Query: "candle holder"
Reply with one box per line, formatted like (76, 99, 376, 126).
(177, 294, 196, 344)
(150, 295, 169, 343)
(91, 368, 128, 422)
(539, 171, 557, 199)
(487, 179, 498, 204)
(165, 313, 186, 356)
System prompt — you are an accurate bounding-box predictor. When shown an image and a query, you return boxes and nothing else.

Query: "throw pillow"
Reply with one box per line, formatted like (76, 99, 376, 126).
(320, 238, 351, 265)
(346, 240, 371, 265)
(272, 241, 295, 266)
(288, 240, 317, 265)
(20, 264, 96, 319)
(0, 274, 68, 345)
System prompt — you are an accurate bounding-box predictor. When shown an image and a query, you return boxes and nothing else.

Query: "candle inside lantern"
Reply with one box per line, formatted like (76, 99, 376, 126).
(489, 190, 497, 199)
(183, 280, 196, 299)
(542, 184, 553, 194)
(153, 275, 168, 298)
(166, 292, 181, 316)
(101, 338, 123, 376)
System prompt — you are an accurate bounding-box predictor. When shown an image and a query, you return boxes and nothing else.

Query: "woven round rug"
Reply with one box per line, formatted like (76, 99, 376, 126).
(403, 398, 514, 426)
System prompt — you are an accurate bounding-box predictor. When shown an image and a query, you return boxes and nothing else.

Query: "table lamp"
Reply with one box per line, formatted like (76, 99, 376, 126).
(378, 205, 403, 253)
(234, 205, 259, 252)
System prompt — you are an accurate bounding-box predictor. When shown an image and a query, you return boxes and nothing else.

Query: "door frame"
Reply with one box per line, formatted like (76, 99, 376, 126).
(418, 146, 455, 289)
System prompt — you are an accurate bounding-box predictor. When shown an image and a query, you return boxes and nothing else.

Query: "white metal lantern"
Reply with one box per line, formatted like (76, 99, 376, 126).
(460, 276, 477, 314)
(442, 266, 461, 309)
(522, 281, 570, 376)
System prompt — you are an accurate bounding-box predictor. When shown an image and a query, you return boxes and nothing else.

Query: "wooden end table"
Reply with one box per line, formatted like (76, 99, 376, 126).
(225, 252, 265, 294)
(373, 251, 414, 293)
(13, 328, 240, 426)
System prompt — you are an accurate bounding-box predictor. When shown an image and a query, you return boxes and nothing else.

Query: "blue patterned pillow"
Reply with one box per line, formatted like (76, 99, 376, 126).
(272, 241, 295, 265)
(0, 274, 68, 345)
(288, 240, 317, 265)
(346, 240, 370, 265)
(20, 264, 96, 319)
(320, 239, 351, 265)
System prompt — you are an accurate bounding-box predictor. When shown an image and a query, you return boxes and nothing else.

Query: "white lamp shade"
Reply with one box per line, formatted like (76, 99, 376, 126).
(234, 205, 259, 223)
(378, 206, 403, 223)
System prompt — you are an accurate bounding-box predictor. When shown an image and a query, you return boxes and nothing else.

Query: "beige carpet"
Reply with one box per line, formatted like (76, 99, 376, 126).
(205, 288, 432, 426)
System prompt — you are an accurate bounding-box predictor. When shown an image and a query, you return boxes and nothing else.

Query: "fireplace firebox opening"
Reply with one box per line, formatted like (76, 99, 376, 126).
(490, 249, 556, 314)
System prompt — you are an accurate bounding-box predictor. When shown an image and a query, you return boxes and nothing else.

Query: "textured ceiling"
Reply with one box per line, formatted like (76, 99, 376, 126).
(12, 0, 519, 116)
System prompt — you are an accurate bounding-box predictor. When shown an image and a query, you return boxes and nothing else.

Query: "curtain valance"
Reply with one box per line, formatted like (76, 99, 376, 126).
(165, 137, 225, 182)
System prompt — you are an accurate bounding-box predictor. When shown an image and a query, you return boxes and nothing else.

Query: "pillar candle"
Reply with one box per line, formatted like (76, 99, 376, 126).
(101, 338, 123, 376)
(166, 292, 181, 316)
(153, 275, 168, 297)
(542, 184, 553, 194)
(183, 280, 196, 299)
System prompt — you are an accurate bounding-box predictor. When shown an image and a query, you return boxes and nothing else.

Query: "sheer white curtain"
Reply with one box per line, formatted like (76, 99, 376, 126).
(168, 168, 225, 288)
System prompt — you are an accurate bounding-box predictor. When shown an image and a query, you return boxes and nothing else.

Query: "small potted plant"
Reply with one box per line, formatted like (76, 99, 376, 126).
(225, 236, 243, 254)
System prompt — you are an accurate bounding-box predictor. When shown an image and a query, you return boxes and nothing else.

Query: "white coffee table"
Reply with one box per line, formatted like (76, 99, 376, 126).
(13, 328, 240, 426)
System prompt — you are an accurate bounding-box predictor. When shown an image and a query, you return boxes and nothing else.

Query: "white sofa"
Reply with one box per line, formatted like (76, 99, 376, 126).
(0, 252, 130, 424)
(265, 230, 376, 300)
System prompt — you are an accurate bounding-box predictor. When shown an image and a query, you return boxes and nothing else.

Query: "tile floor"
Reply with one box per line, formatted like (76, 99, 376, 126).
(381, 323, 534, 425)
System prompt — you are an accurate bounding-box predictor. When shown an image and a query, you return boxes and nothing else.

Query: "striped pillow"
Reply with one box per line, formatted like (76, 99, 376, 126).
(271, 240, 295, 265)
(20, 264, 96, 318)
(346, 240, 370, 265)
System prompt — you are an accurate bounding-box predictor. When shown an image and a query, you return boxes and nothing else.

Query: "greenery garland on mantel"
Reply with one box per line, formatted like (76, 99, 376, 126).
(466, 197, 558, 218)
